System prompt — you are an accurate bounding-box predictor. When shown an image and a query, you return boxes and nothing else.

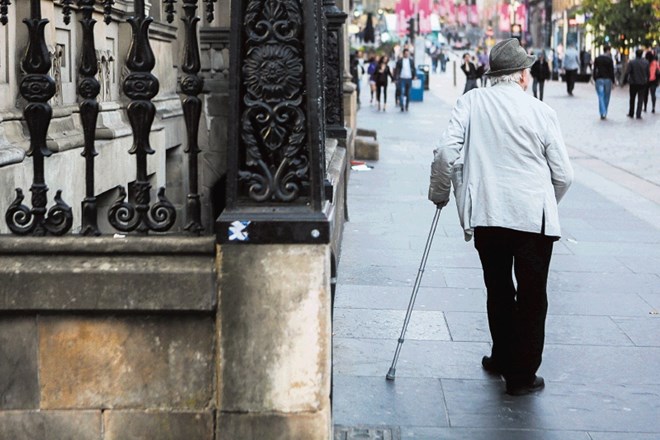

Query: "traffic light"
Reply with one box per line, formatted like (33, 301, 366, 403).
(407, 17, 416, 42)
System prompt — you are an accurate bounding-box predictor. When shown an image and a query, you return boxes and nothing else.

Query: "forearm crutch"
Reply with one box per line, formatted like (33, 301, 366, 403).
(386, 205, 442, 381)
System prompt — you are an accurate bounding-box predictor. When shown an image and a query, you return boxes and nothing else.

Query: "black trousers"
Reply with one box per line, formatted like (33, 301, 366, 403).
(565, 69, 578, 94)
(629, 84, 646, 117)
(474, 227, 555, 385)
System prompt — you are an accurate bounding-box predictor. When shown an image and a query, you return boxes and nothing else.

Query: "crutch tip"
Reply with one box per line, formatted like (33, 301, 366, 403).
(386, 368, 396, 381)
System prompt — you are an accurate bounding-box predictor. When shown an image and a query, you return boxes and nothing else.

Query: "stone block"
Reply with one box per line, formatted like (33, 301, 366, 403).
(217, 411, 330, 440)
(218, 245, 332, 413)
(0, 410, 101, 440)
(355, 128, 377, 140)
(38, 315, 214, 409)
(0, 237, 216, 311)
(104, 410, 214, 440)
(354, 137, 379, 161)
(0, 317, 39, 409)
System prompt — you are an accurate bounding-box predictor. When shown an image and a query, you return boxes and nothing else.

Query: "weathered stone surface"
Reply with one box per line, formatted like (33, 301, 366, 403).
(354, 137, 379, 161)
(0, 410, 101, 440)
(0, 317, 39, 409)
(218, 245, 332, 414)
(218, 411, 330, 440)
(0, 237, 216, 311)
(38, 315, 214, 409)
(104, 410, 214, 440)
(355, 128, 377, 140)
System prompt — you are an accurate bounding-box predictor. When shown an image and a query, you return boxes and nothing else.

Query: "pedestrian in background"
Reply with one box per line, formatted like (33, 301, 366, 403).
(592, 45, 615, 120)
(440, 50, 447, 73)
(460, 53, 478, 94)
(478, 49, 490, 87)
(643, 51, 659, 113)
(624, 49, 649, 119)
(394, 48, 416, 112)
(367, 56, 378, 106)
(428, 38, 573, 396)
(530, 51, 551, 101)
(562, 44, 580, 96)
(374, 56, 394, 112)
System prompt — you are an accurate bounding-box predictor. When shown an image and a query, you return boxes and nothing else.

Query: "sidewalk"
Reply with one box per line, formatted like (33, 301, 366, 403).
(332, 68, 660, 439)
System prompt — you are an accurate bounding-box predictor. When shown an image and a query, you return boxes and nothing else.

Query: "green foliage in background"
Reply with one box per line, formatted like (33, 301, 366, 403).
(580, 0, 660, 49)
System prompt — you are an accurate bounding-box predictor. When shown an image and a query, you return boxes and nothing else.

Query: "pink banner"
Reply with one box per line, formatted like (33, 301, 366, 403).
(437, 0, 448, 17)
(515, 4, 527, 32)
(457, 4, 467, 26)
(498, 3, 510, 32)
(395, 0, 413, 36)
(469, 4, 479, 25)
(418, 0, 433, 34)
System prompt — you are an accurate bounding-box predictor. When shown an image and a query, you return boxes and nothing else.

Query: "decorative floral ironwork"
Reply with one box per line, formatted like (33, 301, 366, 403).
(243, 45, 303, 101)
(238, 0, 310, 203)
(108, 0, 176, 233)
(5, 0, 73, 236)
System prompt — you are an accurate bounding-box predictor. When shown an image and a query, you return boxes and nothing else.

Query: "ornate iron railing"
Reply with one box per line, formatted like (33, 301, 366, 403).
(2, 0, 344, 240)
(1, 0, 218, 236)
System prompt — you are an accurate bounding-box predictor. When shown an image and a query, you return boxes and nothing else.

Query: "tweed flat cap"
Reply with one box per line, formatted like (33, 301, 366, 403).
(485, 38, 535, 76)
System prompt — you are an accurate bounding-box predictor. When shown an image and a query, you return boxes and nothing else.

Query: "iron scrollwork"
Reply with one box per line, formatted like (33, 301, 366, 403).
(238, 0, 310, 203)
(108, 0, 176, 233)
(4, 0, 73, 236)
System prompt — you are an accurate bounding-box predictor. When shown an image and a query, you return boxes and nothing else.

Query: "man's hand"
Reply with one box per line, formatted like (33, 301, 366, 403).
(433, 200, 448, 208)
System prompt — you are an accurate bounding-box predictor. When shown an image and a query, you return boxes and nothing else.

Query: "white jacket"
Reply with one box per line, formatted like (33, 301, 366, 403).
(429, 82, 573, 239)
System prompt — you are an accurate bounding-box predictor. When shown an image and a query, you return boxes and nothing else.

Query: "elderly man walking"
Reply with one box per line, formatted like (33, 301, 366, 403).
(428, 39, 573, 396)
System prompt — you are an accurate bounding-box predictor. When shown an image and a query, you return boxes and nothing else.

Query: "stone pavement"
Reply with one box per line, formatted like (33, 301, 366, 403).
(332, 67, 660, 439)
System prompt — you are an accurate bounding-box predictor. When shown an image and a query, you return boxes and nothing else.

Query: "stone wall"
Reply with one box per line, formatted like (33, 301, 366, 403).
(0, 237, 217, 439)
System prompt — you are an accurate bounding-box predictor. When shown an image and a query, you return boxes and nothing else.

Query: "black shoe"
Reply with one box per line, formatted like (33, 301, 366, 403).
(636, 116, 642, 119)
(506, 376, 545, 396)
(481, 356, 503, 375)
(600, 115, 606, 120)
(627, 114, 634, 118)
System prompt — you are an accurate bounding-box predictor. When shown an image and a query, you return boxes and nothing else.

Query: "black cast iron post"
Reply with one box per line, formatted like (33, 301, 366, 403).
(108, 0, 176, 234)
(4, 0, 73, 236)
(323, 0, 347, 141)
(75, 0, 114, 236)
(179, 0, 211, 235)
(217, 0, 329, 244)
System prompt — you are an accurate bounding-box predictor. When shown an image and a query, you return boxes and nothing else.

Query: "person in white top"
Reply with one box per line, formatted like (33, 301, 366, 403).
(428, 38, 573, 396)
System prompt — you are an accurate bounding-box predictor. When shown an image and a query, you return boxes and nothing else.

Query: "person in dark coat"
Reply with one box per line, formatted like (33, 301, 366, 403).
(373, 56, 395, 111)
(624, 49, 649, 119)
(592, 45, 615, 119)
(394, 49, 417, 111)
(460, 53, 478, 94)
(530, 51, 551, 101)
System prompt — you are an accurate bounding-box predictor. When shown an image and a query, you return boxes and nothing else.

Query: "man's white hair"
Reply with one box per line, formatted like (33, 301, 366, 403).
(490, 69, 527, 85)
